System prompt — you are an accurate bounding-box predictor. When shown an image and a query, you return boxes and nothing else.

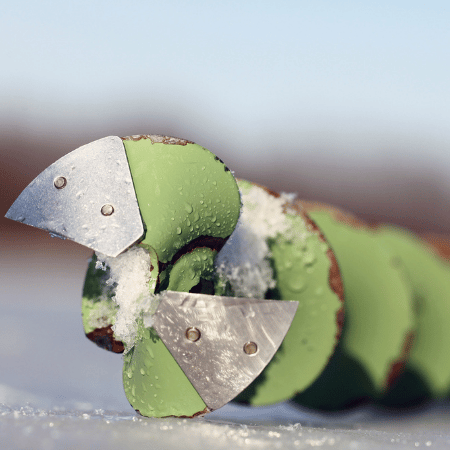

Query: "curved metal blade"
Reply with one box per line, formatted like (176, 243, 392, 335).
(152, 291, 299, 411)
(5, 136, 144, 257)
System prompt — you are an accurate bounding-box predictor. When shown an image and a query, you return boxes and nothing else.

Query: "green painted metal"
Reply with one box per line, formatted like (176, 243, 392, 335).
(377, 227, 450, 398)
(235, 184, 343, 405)
(123, 326, 207, 418)
(122, 138, 241, 263)
(294, 211, 415, 409)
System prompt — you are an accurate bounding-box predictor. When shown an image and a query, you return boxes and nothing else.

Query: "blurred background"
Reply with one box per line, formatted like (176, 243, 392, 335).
(1, 0, 450, 416)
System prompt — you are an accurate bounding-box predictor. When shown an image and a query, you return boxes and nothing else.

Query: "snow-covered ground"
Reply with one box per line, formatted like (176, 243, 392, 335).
(2, 237, 450, 449)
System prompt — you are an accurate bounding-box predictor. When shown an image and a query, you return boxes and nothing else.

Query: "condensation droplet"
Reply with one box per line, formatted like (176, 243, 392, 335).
(176, 227, 182, 235)
(303, 252, 316, 266)
(289, 277, 306, 292)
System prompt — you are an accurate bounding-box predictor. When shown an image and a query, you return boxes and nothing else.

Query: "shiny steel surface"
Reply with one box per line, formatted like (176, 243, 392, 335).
(5, 136, 144, 257)
(152, 291, 299, 411)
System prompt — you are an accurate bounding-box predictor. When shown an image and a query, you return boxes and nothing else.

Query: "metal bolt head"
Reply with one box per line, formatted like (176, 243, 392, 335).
(101, 204, 114, 216)
(54, 176, 67, 189)
(243, 341, 258, 355)
(185, 327, 201, 342)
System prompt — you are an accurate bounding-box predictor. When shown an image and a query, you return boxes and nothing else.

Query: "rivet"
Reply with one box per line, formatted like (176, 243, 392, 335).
(54, 176, 67, 189)
(244, 341, 258, 355)
(185, 327, 201, 342)
(101, 204, 114, 216)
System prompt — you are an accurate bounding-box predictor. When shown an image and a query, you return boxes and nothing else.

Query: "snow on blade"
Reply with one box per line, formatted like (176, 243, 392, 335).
(95, 246, 157, 351)
(215, 184, 292, 298)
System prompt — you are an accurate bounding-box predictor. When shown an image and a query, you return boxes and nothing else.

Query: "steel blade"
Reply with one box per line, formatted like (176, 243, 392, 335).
(152, 291, 298, 411)
(5, 136, 144, 257)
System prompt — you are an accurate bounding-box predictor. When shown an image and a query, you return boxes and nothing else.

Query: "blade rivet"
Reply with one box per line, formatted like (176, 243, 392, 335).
(244, 342, 258, 355)
(185, 327, 201, 342)
(54, 176, 67, 189)
(101, 204, 114, 216)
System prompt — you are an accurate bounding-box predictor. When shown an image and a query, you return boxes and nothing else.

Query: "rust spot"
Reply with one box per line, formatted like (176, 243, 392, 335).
(421, 232, 450, 263)
(214, 155, 230, 172)
(166, 407, 212, 418)
(135, 406, 212, 419)
(386, 331, 415, 389)
(236, 178, 281, 198)
(121, 135, 194, 146)
(86, 325, 125, 353)
(298, 200, 378, 230)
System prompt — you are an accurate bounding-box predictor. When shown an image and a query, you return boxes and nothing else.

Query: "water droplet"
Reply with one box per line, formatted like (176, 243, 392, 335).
(211, 215, 216, 222)
(155, 375, 159, 380)
(289, 277, 306, 292)
(186, 219, 191, 226)
(193, 212, 200, 222)
(303, 253, 316, 266)
(200, 200, 204, 205)
(185, 203, 193, 214)
(216, 222, 220, 226)
(212, 181, 217, 186)
(176, 227, 182, 235)
(140, 368, 145, 375)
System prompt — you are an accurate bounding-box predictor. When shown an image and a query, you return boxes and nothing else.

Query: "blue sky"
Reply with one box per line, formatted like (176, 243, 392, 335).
(1, 1, 449, 168)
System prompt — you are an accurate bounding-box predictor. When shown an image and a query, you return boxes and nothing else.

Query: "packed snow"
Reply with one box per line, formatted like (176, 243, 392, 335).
(95, 246, 158, 351)
(215, 184, 294, 298)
